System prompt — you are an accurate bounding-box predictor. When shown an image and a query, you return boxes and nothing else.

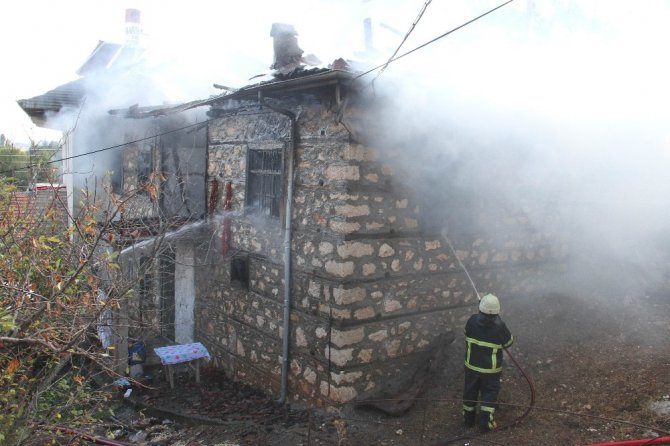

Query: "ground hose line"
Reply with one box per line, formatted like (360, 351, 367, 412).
(583, 438, 670, 446)
(499, 345, 536, 431)
(430, 348, 537, 446)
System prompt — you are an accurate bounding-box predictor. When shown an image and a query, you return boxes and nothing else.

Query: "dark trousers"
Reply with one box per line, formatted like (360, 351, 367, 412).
(463, 368, 502, 429)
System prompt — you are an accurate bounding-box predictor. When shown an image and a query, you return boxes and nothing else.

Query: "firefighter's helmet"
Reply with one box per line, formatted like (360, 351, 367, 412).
(479, 294, 500, 315)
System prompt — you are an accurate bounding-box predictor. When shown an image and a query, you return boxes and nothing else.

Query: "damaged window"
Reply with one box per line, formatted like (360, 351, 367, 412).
(245, 148, 283, 218)
(137, 148, 152, 187)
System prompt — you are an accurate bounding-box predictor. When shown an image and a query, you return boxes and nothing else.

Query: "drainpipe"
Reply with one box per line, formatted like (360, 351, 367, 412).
(259, 93, 297, 404)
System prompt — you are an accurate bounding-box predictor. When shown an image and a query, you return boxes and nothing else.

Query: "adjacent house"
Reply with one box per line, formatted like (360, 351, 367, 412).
(2, 184, 68, 235)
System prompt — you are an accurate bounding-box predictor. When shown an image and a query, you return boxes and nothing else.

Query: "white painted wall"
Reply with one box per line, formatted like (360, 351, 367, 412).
(174, 243, 195, 344)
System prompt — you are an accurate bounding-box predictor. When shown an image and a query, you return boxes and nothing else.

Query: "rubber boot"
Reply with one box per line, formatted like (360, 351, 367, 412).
(463, 410, 476, 428)
(479, 411, 496, 433)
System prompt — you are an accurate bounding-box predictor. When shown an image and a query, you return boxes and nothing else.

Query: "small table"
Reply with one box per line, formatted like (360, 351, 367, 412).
(153, 342, 211, 389)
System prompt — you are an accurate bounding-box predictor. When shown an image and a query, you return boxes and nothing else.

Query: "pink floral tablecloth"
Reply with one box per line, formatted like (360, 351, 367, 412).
(153, 342, 210, 365)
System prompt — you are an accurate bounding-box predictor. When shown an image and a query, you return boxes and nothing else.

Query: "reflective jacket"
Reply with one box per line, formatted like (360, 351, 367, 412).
(464, 312, 514, 374)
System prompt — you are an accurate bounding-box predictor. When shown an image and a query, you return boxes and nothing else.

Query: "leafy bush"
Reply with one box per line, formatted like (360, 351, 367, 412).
(0, 175, 124, 444)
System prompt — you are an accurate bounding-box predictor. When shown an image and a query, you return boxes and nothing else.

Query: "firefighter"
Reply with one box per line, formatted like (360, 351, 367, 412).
(463, 293, 514, 432)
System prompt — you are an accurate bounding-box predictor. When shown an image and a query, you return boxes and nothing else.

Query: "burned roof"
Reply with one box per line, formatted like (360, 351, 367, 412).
(108, 67, 360, 119)
(220, 67, 354, 100)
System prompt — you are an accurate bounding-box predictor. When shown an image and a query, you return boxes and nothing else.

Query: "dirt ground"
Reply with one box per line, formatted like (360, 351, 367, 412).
(52, 288, 670, 446)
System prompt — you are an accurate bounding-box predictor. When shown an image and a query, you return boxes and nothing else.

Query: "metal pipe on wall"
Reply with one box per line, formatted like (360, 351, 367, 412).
(259, 92, 298, 404)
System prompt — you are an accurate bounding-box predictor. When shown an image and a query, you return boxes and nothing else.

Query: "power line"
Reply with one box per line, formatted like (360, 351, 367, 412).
(354, 0, 516, 81)
(0, 106, 281, 178)
(0, 119, 211, 177)
(373, 0, 433, 82)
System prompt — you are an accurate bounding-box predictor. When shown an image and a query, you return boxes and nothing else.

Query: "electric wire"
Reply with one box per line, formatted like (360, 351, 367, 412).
(0, 119, 211, 177)
(353, 0, 516, 81)
(373, 0, 433, 83)
(0, 103, 286, 179)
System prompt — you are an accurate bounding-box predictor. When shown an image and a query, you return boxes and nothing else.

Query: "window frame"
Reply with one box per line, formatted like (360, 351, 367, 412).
(244, 145, 285, 219)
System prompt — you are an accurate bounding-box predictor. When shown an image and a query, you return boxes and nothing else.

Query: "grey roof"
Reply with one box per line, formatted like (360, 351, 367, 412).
(16, 79, 86, 128)
(76, 41, 145, 76)
(17, 40, 145, 128)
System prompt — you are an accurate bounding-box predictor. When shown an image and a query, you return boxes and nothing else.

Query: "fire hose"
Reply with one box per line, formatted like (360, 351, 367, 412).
(431, 233, 537, 445)
(584, 439, 670, 446)
(439, 234, 669, 445)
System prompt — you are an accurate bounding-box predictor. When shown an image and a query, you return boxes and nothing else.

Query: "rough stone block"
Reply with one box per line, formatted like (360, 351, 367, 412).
(337, 241, 374, 259)
(330, 221, 361, 234)
(335, 204, 370, 217)
(325, 260, 355, 277)
(326, 346, 354, 366)
(378, 243, 395, 258)
(332, 286, 366, 305)
(325, 165, 360, 181)
(368, 329, 389, 342)
(354, 307, 376, 320)
(331, 327, 365, 348)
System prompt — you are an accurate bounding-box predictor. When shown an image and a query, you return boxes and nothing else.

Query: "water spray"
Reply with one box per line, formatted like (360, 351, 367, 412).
(440, 228, 480, 299)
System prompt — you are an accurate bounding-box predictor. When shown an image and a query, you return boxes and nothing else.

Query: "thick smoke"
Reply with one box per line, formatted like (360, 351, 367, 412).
(44, 51, 208, 209)
(37, 0, 670, 297)
(361, 1, 670, 296)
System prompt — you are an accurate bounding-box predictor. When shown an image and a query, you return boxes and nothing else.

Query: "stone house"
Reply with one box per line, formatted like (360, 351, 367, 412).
(115, 63, 564, 405)
(18, 21, 565, 405)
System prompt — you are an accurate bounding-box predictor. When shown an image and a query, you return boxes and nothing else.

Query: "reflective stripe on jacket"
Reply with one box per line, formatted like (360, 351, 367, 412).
(464, 313, 513, 373)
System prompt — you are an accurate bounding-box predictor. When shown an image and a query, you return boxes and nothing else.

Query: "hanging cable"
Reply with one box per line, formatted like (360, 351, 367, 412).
(0, 120, 211, 177)
(373, 0, 433, 83)
(354, 0, 515, 81)
(0, 107, 276, 178)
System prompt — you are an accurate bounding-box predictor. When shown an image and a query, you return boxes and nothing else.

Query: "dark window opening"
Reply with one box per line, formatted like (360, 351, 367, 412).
(246, 148, 283, 218)
(137, 149, 152, 187)
(231, 256, 249, 289)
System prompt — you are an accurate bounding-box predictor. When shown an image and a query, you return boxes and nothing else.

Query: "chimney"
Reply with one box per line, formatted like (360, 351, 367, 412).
(364, 18, 373, 52)
(125, 8, 141, 46)
(270, 23, 304, 75)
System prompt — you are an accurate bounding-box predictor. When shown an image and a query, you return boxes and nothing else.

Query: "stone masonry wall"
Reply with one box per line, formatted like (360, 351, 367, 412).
(194, 96, 566, 404)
